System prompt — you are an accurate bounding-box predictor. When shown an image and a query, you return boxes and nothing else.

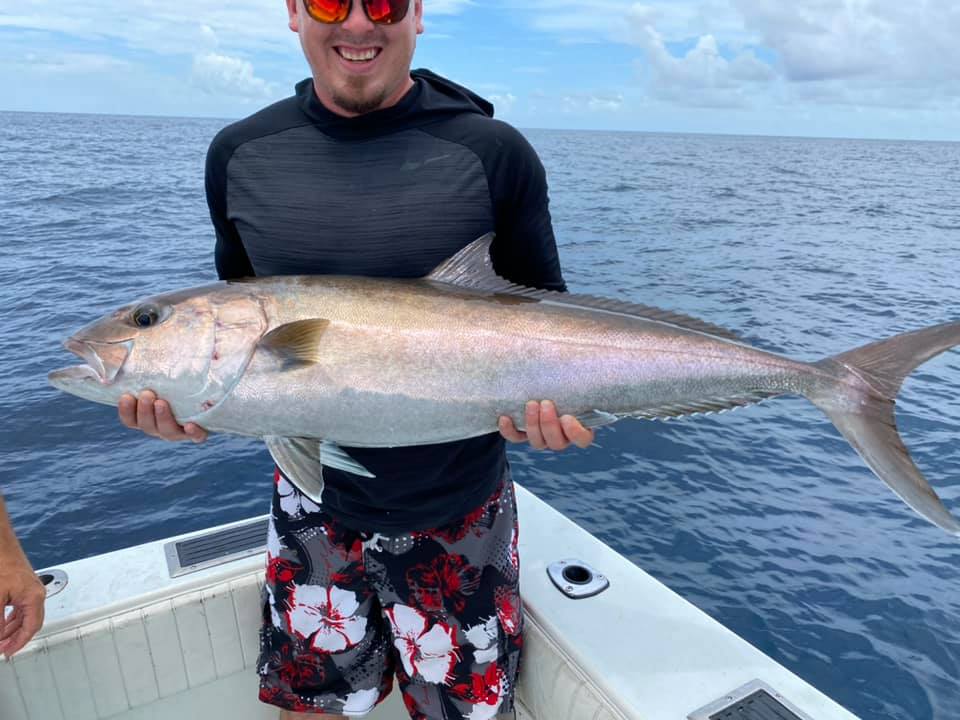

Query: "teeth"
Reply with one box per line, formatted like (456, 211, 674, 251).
(338, 48, 378, 62)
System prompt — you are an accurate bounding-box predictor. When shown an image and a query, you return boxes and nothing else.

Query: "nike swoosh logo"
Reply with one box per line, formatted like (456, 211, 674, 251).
(400, 154, 452, 171)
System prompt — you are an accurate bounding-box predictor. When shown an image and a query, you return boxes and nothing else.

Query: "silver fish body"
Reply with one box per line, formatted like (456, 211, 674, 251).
(49, 235, 960, 536)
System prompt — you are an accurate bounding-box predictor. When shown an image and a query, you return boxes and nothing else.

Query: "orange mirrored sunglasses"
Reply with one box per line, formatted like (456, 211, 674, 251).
(303, 0, 410, 24)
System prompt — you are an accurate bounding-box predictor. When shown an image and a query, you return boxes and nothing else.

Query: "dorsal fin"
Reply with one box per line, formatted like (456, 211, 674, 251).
(427, 232, 507, 288)
(427, 234, 742, 342)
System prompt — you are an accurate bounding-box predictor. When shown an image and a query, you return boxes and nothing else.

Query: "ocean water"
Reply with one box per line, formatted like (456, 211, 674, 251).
(1, 110, 959, 719)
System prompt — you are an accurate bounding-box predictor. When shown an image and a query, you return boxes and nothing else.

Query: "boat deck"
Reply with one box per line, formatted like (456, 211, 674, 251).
(1, 485, 857, 720)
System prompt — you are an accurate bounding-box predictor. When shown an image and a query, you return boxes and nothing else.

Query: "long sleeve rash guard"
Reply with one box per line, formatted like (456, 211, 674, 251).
(205, 69, 565, 532)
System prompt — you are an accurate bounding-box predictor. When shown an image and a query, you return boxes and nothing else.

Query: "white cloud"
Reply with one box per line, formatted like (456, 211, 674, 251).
(488, 92, 517, 115)
(0, 1, 295, 56)
(634, 27, 774, 108)
(522, 0, 749, 45)
(517, 0, 960, 112)
(731, 0, 960, 108)
(561, 92, 624, 113)
(191, 52, 273, 100)
(21, 51, 131, 75)
(424, 0, 474, 15)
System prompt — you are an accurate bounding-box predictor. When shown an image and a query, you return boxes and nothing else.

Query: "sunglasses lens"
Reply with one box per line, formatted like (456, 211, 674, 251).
(304, 0, 350, 23)
(363, 0, 409, 24)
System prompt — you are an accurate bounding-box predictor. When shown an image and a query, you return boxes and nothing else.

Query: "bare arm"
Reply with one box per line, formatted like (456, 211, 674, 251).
(0, 495, 46, 658)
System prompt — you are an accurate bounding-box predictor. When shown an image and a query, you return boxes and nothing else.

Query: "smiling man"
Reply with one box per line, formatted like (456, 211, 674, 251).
(293, 0, 418, 115)
(114, 0, 594, 718)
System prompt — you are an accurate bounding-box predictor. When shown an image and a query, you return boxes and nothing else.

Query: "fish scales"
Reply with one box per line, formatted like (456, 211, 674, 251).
(48, 235, 960, 535)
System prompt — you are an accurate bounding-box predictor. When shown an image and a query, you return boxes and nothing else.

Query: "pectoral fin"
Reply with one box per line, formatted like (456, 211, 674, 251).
(264, 436, 376, 504)
(319, 440, 376, 478)
(259, 319, 330, 364)
(265, 436, 325, 502)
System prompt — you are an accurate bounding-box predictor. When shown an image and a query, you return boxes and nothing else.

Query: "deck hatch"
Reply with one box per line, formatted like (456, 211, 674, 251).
(164, 517, 269, 577)
(687, 680, 814, 720)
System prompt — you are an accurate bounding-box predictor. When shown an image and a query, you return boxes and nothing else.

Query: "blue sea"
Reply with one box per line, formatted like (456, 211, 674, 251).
(1, 110, 959, 719)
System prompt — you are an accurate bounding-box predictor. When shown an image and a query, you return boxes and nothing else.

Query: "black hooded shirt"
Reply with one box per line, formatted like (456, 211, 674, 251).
(205, 69, 565, 532)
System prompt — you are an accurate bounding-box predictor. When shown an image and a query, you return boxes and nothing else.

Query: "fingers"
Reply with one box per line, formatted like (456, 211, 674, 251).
(154, 399, 192, 441)
(560, 414, 596, 449)
(501, 401, 595, 451)
(2, 612, 43, 658)
(5, 600, 44, 657)
(182, 423, 209, 444)
(538, 400, 567, 449)
(497, 416, 527, 444)
(135, 390, 161, 435)
(524, 401, 547, 450)
(0, 577, 46, 659)
(118, 393, 138, 428)
(0, 608, 20, 643)
(118, 391, 207, 443)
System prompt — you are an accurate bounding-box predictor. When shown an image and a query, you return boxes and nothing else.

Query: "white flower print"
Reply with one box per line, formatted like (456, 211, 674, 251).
(266, 519, 282, 557)
(265, 583, 283, 629)
(508, 525, 519, 574)
(386, 604, 459, 685)
(277, 473, 321, 517)
(287, 584, 366, 653)
(342, 687, 379, 714)
(464, 616, 499, 664)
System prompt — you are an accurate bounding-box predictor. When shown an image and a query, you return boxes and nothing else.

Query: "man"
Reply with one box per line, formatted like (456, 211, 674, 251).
(0, 0, 593, 717)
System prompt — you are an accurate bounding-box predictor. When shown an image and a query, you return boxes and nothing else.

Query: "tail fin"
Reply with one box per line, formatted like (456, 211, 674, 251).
(810, 321, 960, 536)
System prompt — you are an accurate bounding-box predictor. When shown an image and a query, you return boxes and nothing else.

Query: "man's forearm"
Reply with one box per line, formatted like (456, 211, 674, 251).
(0, 497, 31, 567)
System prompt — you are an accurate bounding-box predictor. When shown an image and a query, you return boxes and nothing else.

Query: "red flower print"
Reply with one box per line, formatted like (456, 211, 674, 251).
(431, 486, 501, 544)
(451, 662, 508, 720)
(494, 585, 522, 637)
(266, 556, 303, 585)
(406, 554, 481, 613)
(402, 692, 429, 720)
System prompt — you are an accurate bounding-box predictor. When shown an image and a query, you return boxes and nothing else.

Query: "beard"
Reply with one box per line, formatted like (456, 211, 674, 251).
(331, 78, 390, 116)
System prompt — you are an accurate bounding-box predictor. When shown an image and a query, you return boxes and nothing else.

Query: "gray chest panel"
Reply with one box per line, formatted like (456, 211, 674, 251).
(226, 125, 493, 278)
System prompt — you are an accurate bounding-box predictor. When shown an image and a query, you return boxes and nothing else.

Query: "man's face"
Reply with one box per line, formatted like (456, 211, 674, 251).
(286, 0, 424, 117)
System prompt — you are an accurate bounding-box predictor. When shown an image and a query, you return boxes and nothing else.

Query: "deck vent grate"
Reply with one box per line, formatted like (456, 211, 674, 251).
(164, 517, 269, 577)
(688, 680, 814, 720)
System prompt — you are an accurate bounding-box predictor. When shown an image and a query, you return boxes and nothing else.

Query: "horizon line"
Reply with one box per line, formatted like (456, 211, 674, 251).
(1, 107, 957, 145)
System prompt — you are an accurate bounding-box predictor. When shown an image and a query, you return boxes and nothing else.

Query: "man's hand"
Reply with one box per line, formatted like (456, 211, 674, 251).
(0, 560, 46, 658)
(498, 400, 594, 450)
(118, 390, 208, 443)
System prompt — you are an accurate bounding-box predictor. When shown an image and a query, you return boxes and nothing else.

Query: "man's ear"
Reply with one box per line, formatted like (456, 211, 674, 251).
(414, 0, 424, 35)
(286, 0, 300, 32)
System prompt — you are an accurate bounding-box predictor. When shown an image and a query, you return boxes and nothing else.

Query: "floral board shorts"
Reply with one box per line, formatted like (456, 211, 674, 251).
(258, 467, 523, 719)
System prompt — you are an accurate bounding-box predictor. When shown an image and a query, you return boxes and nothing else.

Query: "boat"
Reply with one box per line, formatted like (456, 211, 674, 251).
(1, 484, 859, 719)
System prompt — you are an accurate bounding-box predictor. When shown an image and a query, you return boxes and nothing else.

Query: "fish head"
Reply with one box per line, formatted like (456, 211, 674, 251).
(48, 283, 268, 420)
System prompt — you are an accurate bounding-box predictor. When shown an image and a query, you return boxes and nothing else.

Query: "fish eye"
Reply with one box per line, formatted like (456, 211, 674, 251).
(132, 305, 161, 328)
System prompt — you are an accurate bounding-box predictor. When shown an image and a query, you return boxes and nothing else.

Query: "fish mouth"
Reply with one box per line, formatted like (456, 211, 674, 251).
(61, 337, 133, 384)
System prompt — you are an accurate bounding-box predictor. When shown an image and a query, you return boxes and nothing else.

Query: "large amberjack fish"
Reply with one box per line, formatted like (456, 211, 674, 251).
(49, 235, 960, 535)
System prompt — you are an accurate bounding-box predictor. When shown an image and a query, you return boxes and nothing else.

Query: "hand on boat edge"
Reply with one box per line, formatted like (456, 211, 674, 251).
(0, 560, 45, 659)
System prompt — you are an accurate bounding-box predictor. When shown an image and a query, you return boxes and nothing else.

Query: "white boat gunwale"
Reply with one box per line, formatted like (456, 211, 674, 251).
(1, 484, 860, 720)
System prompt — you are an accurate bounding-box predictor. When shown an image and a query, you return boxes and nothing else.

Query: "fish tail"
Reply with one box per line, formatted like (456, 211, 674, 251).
(808, 321, 960, 536)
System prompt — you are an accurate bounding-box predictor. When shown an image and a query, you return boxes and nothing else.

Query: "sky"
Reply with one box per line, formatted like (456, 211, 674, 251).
(1, 1, 959, 141)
